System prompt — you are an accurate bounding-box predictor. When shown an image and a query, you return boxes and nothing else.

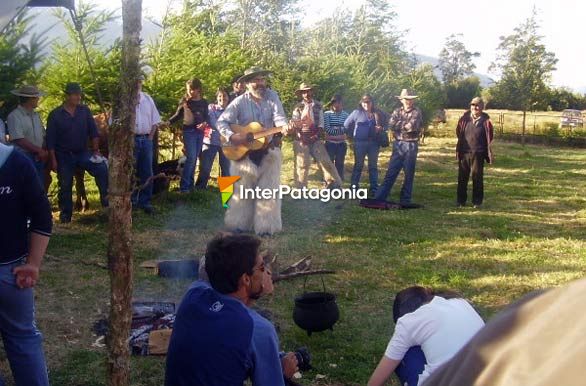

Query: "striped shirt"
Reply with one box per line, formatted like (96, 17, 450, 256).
(324, 110, 349, 142)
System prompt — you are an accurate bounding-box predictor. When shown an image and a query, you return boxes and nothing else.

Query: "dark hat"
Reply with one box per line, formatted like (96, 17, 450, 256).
(138, 74, 146, 81)
(237, 66, 272, 83)
(65, 82, 83, 95)
(470, 96, 485, 107)
(10, 85, 46, 97)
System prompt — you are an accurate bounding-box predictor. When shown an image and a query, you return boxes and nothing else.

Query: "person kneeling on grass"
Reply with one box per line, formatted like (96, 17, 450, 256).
(165, 233, 298, 386)
(368, 286, 484, 386)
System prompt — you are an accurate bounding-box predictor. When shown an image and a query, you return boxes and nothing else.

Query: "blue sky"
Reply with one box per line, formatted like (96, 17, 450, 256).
(100, 0, 586, 90)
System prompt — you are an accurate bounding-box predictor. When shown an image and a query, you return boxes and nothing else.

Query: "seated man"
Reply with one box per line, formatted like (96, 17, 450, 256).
(165, 233, 297, 386)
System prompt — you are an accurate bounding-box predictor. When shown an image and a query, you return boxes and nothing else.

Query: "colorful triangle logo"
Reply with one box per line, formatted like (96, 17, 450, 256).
(218, 176, 241, 208)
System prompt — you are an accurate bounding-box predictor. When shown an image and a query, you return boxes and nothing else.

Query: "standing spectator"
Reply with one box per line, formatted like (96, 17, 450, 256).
(0, 141, 52, 386)
(368, 286, 484, 386)
(165, 233, 297, 386)
(132, 75, 162, 214)
(456, 97, 494, 208)
(217, 66, 290, 236)
(167, 78, 209, 193)
(374, 89, 423, 205)
(195, 88, 231, 189)
(46, 82, 109, 223)
(229, 74, 245, 102)
(344, 94, 385, 196)
(290, 83, 342, 189)
(6, 85, 48, 186)
(324, 94, 349, 181)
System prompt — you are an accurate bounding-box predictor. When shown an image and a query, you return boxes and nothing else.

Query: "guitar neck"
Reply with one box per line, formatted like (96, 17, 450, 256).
(251, 127, 283, 140)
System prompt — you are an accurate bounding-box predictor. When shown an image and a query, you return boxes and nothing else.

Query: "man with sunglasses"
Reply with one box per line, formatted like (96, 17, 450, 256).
(166, 233, 297, 386)
(455, 97, 494, 208)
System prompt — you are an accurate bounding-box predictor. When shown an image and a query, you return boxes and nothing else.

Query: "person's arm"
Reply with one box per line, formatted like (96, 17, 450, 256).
(6, 112, 45, 156)
(12, 138, 46, 159)
(45, 111, 58, 171)
(167, 103, 184, 125)
(250, 318, 286, 386)
(13, 158, 52, 288)
(367, 357, 402, 386)
(148, 95, 162, 139)
(217, 100, 239, 143)
(344, 110, 356, 137)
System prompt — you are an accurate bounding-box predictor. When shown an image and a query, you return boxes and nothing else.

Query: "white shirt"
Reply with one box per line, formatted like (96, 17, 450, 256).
(135, 92, 161, 135)
(385, 296, 485, 385)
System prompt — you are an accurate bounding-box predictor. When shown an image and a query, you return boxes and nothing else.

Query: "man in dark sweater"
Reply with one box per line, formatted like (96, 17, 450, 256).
(46, 82, 109, 223)
(0, 141, 52, 386)
(455, 97, 494, 208)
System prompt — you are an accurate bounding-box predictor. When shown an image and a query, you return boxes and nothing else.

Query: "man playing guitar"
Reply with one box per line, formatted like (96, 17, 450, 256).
(217, 66, 291, 236)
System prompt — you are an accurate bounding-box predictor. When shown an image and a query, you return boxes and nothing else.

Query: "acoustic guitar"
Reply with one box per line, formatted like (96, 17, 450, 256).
(222, 122, 283, 161)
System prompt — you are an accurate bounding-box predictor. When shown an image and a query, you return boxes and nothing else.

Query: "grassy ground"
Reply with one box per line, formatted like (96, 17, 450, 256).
(0, 137, 585, 385)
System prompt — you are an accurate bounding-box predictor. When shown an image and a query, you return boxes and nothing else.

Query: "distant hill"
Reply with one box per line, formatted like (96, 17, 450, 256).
(28, 8, 162, 55)
(415, 54, 495, 88)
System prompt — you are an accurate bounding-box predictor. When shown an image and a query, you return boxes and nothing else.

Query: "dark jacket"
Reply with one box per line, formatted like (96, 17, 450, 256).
(456, 112, 494, 164)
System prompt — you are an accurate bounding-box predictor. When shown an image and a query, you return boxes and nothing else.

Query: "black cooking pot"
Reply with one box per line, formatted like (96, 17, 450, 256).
(293, 278, 339, 336)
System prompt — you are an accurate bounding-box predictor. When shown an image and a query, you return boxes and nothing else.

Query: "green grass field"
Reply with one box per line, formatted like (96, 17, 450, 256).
(1, 137, 584, 385)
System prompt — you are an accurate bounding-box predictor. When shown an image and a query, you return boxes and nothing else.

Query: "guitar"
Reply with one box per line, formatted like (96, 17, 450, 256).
(222, 122, 283, 161)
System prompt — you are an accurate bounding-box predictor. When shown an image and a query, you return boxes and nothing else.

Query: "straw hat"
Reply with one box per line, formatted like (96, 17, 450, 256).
(295, 82, 314, 95)
(10, 85, 46, 98)
(396, 89, 418, 100)
(237, 66, 272, 83)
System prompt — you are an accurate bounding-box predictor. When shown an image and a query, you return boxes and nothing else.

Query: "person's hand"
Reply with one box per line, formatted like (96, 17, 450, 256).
(229, 132, 247, 146)
(375, 125, 383, 133)
(37, 149, 49, 163)
(261, 268, 274, 295)
(281, 352, 299, 379)
(13, 264, 40, 289)
(196, 122, 206, 131)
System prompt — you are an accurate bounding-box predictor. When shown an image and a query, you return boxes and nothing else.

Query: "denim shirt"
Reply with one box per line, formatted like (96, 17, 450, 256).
(344, 109, 376, 141)
(217, 90, 288, 142)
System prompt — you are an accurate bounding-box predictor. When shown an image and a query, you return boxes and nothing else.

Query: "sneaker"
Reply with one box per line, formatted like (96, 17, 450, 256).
(473, 204, 482, 209)
(457, 202, 466, 208)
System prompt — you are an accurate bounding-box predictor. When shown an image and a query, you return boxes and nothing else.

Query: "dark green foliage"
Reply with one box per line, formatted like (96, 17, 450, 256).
(445, 77, 482, 108)
(0, 10, 47, 119)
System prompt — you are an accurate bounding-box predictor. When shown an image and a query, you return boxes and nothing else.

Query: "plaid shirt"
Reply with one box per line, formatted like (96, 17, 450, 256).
(389, 106, 423, 142)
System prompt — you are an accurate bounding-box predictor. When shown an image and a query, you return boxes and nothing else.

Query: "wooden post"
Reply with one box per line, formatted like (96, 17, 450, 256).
(106, 1, 141, 386)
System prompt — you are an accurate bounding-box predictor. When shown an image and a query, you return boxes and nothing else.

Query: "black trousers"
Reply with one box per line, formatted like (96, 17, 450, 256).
(457, 152, 485, 205)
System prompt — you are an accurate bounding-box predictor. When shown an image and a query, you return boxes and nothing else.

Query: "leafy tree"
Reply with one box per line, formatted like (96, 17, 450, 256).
(445, 76, 481, 108)
(0, 11, 47, 119)
(39, 1, 119, 115)
(489, 10, 557, 134)
(400, 63, 445, 126)
(438, 34, 479, 84)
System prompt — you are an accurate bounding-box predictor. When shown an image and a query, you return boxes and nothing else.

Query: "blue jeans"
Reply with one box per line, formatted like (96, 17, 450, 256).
(131, 136, 154, 208)
(395, 346, 427, 386)
(0, 260, 49, 386)
(375, 141, 418, 204)
(351, 140, 379, 195)
(56, 150, 109, 221)
(325, 141, 347, 181)
(180, 129, 204, 192)
(195, 144, 230, 189)
(22, 151, 45, 189)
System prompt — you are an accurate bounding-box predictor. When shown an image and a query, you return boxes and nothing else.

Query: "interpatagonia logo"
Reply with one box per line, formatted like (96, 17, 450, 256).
(218, 176, 241, 208)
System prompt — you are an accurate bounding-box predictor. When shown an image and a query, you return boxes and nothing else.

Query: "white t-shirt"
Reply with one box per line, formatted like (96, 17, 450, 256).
(385, 296, 485, 385)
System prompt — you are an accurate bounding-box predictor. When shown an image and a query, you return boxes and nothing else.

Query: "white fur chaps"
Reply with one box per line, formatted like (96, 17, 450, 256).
(224, 148, 282, 235)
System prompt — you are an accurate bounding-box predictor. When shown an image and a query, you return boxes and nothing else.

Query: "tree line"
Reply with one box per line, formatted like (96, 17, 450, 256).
(1, 1, 584, 131)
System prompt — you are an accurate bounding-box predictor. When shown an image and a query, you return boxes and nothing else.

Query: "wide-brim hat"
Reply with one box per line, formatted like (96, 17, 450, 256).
(396, 88, 418, 100)
(237, 67, 272, 83)
(295, 82, 314, 95)
(10, 85, 46, 97)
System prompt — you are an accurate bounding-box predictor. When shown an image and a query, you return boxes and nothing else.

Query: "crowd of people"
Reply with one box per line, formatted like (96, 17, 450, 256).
(0, 64, 506, 385)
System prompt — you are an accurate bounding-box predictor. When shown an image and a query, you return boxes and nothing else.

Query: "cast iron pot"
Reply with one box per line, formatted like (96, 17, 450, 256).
(293, 278, 339, 336)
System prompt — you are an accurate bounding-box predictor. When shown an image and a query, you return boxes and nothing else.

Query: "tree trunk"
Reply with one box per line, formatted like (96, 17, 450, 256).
(106, 1, 141, 386)
(521, 110, 527, 145)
